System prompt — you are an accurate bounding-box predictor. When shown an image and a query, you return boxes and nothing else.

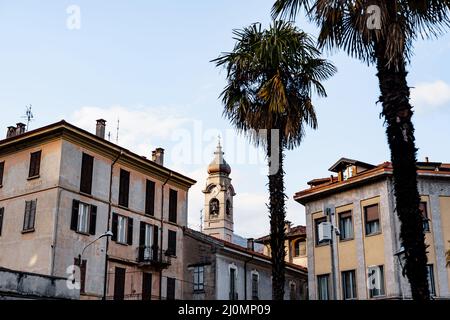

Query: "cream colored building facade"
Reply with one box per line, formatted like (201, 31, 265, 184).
(0, 120, 195, 300)
(294, 158, 450, 300)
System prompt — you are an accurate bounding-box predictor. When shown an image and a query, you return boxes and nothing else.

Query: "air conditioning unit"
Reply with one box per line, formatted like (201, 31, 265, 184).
(318, 222, 332, 242)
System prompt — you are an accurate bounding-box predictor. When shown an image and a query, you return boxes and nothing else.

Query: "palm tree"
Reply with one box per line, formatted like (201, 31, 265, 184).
(272, 0, 450, 300)
(213, 20, 336, 300)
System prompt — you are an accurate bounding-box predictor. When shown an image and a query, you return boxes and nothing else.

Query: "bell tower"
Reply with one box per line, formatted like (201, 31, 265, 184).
(202, 139, 235, 242)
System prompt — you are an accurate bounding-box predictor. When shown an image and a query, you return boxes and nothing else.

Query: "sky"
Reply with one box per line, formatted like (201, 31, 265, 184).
(1, 1, 450, 238)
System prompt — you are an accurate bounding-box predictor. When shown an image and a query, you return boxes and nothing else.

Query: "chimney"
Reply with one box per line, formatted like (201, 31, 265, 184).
(6, 126, 16, 138)
(247, 238, 255, 251)
(96, 119, 106, 139)
(285, 221, 292, 233)
(425, 157, 429, 163)
(152, 148, 165, 166)
(16, 123, 26, 135)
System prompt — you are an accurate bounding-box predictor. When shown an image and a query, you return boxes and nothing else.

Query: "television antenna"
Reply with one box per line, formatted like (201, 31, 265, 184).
(21, 105, 34, 131)
(116, 119, 120, 144)
(200, 209, 204, 233)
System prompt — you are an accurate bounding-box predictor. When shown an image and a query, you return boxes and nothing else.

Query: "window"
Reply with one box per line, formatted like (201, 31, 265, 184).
(80, 153, 94, 195)
(0, 161, 4, 186)
(294, 240, 306, 257)
(70, 200, 97, 235)
(0, 207, 4, 236)
(114, 267, 126, 300)
(364, 204, 381, 235)
(342, 166, 354, 181)
(23, 200, 37, 232)
(420, 202, 430, 232)
(193, 266, 205, 292)
(290, 282, 296, 300)
(166, 277, 176, 300)
(28, 151, 41, 178)
(74, 257, 87, 293)
(139, 222, 155, 261)
(112, 213, 133, 245)
(169, 189, 178, 223)
(251, 273, 259, 300)
(317, 274, 330, 300)
(229, 268, 237, 300)
(314, 217, 328, 245)
(341, 270, 357, 300)
(209, 198, 219, 216)
(142, 272, 152, 300)
(339, 211, 353, 240)
(145, 180, 155, 216)
(226, 200, 231, 216)
(118, 169, 130, 208)
(426, 265, 436, 296)
(167, 230, 177, 256)
(368, 266, 385, 298)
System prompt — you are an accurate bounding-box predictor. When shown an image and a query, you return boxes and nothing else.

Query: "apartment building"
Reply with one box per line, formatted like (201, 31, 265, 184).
(294, 157, 450, 300)
(0, 120, 195, 300)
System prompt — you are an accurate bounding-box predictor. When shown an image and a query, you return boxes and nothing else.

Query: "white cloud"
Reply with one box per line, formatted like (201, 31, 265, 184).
(411, 80, 450, 114)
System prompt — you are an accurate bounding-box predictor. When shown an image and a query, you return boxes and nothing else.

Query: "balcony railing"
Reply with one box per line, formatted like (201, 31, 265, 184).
(137, 245, 171, 269)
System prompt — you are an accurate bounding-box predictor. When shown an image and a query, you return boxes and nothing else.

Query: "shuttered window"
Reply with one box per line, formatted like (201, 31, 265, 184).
(364, 204, 381, 235)
(166, 277, 176, 300)
(70, 200, 97, 235)
(168, 189, 177, 223)
(145, 180, 155, 216)
(142, 273, 152, 300)
(74, 257, 87, 293)
(167, 230, 177, 256)
(28, 151, 41, 178)
(80, 153, 94, 195)
(114, 267, 126, 300)
(339, 211, 354, 240)
(0, 207, 4, 236)
(112, 213, 133, 245)
(119, 169, 130, 208)
(0, 161, 4, 186)
(23, 200, 37, 231)
(420, 202, 430, 232)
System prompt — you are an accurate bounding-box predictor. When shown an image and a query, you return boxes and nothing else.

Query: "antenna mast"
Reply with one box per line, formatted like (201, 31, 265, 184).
(116, 119, 120, 144)
(200, 209, 203, 233)
(22, 105, 34, 131)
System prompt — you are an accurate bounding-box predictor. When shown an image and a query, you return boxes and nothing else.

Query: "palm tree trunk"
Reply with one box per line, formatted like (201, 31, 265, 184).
(267, 129, 287, 300)
(375, 47, 430, 300)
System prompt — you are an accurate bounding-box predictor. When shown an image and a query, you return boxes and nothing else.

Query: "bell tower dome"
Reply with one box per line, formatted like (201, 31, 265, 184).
(202, 139, 235, 242)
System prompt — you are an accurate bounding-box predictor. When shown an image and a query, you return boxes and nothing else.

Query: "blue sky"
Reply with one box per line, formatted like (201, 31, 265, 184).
(1, 1, 450, 237)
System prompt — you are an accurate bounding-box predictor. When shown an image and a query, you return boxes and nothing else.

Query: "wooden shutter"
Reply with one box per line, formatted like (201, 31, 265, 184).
(127, 217, 134, 245)
(145, 180, 155, 216)
(365, 204, 379, 222)
(0, 162, 4, 186)
(153, 225, 159, 258)
(111, 213, 118, 241)
(0, 207, 4, 236)
(119, 169, 130, 207)
(169, 189, 177, 223)
(29, 151, 41, 178)
(113, 267, 126, 300)
(80, 153, 94, 195)
(166, 277, 175, 300)
(168, 230, 177, 256)
(142, 272, 152, 300)
(29, 200, 37, 229)
(89, 205, 97, 235)
(23, 201, 31, 230)
(138, 222, 146, 261)
(71, 200, 80, 231)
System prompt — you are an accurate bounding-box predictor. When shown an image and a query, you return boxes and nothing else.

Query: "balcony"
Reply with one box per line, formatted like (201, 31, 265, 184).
(137, 246, 171, 269)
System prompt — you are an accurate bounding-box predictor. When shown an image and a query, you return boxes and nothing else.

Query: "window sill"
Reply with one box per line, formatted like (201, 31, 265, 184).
(22, 228, 35, 234)
(75, 231, 92, 237)
(79, 191, 93, 198)
(193, 290, 205, 294)
(365, 231, 382, 238)
(118, 205, 129, 210)
(339, 237, 354, 243)
(27, 175, 40, 181)
(315, 242, 330, 248)
(114, 240, 129, 246)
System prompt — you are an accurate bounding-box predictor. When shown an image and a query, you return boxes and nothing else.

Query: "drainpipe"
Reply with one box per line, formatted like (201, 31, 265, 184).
(244, 255, 253, 300)
(102, 150, 123, 300)
(50, 187, 63, 276)
(159, 172, 173, 300)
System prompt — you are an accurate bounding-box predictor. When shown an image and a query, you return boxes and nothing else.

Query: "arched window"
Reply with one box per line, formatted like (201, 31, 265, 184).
(209, 198, 219, 216)
(226, 200, 231, 216)
(294, 240, 306, 257)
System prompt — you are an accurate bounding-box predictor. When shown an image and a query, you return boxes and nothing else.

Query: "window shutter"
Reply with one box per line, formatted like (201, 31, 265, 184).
(153, 225, 159, 259)
(169, 189, 177, 223)
(23, 201, 31, 230)
(419, 202, 428, 219)
(340, 211, 352, 219)
(139, 222, 146, 246)
(80, 153, 94, 195)
(127, 217, 133, 245)
(71, 200, 80, 231)
(29, 151, 41, 177)
(89, 205, 97, 235)
(111, 213, 118, 241)
(0, 207, 4, 236)
(29, 200, 37, 229)
(145, 180, 155, 216)
(0, 162, 4, 186)
(365, 205, 379, 222)
(166, 277, 175, 300)
(119, 169, 130, 207)
(142, 272, 152, 301)
(168, 230, 177, 256)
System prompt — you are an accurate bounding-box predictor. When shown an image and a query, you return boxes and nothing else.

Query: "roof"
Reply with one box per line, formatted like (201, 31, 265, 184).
(256, 225, 306, 243)
(295, 159, 450, 205)
(184, 228, 307, 274)
(0, 120, 196, 188)
(328, 157, 376, 173)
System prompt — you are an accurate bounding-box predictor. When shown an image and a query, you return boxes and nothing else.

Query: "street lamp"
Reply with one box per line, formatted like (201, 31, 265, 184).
(78, 231, 114, 270)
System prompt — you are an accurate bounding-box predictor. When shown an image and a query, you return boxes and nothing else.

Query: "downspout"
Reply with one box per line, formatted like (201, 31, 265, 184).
(159, 172, 173, 300)
(102, 150, 123, 300)
(244, 255, 253, 300)
(50, 187, 63, 276)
